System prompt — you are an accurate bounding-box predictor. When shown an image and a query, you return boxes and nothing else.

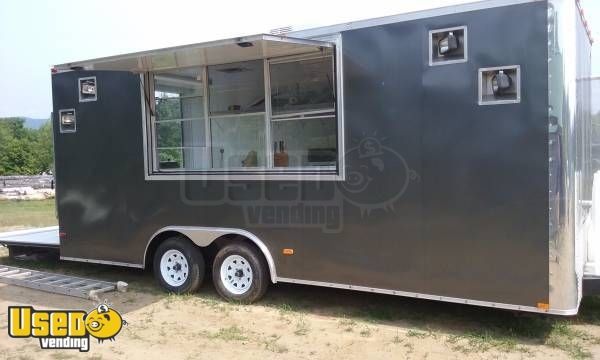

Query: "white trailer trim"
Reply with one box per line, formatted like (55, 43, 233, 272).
(276, 277, 578, 315)
(60, 256, 144, 269)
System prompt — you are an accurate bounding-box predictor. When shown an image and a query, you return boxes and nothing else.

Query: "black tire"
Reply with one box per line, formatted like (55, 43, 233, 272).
(153, 237, 205, 294)
(212, 241, 269, 303)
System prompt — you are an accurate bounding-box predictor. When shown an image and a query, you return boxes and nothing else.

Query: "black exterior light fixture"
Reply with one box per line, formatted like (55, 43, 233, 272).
(61, 112, 75, 125)
(237, 42, 254, 48)
(59, 109, 76, 133)
(81, 80, 96, 95)
(491, 70, 513, 95)
(429, 26, 467, 65)
(478, 65, 520, 105)
(78, 76, 97, 102)
(438, 31, 459, 55)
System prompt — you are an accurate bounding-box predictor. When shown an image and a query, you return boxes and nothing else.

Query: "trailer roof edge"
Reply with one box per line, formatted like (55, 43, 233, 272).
(288, 0, 545, 38)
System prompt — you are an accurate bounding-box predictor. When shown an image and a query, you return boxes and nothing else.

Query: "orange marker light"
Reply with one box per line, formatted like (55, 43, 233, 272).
(537, 302, 550, 311)
(283, 248, 294, 255)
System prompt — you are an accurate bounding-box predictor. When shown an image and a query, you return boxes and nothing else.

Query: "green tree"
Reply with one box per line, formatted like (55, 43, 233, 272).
(33, 121, 54, 173)
(0, 117, 54, 175)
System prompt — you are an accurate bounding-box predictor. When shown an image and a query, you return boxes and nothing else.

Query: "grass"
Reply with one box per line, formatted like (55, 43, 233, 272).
(263, 335, 288, 353)
(359, 326, 372, 337)
(544, 322, 596, 359)
(208, 326, 248, 342)
(446, 331, 522, 354)
(338, 317, 357, 332)
(294, 317, 310, 336)
(406, 329, 428, 339)
(436, 315, 600, 358)
(275, 303, 296, 316)
(0, 199, 57, 231)
(325, 289, 600, 358)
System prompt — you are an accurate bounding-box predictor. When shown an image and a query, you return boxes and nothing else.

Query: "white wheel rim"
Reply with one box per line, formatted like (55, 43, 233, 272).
(160, 249, 189, 287)
(220, 255, 253, 295)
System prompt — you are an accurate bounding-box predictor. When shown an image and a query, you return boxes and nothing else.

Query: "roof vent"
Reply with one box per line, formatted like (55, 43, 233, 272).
(269, 26, 293, 36)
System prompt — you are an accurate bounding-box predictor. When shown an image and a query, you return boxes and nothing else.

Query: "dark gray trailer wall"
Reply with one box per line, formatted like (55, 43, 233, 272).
(340, 1, 549, 304)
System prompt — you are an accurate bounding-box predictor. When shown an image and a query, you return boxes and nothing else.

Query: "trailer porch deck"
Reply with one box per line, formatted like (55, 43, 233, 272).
(0, 226, 59, 248)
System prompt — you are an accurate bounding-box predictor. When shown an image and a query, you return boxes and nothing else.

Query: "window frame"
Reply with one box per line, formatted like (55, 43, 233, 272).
(428, 26, 468, 66)
(141, 34, 344, 181)
(78, 76, 98, 103)
(149, 67, 211, 172)
(477, 65, 521, 106)
(268, 53, 338, 169)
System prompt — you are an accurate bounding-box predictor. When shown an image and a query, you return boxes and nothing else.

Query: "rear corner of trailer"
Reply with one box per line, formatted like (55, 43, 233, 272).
(548, 0, 598, 314)
(581, 0, 600, 299)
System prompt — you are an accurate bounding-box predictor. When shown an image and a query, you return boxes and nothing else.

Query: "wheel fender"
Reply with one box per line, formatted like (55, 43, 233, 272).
(145, 226, 277, 282)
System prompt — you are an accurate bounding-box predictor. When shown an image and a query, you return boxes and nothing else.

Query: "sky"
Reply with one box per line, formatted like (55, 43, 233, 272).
(0, 0, 598, 119)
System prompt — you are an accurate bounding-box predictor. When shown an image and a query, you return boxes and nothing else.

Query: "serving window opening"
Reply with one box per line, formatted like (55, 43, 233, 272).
(147, 44, 340, 178)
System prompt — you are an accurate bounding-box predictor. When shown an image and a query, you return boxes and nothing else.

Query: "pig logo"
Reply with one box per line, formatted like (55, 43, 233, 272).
(339, 136, 417, 215)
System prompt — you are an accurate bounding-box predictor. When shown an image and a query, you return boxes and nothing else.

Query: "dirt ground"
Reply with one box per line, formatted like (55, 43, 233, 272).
(1, 247, 600, 360)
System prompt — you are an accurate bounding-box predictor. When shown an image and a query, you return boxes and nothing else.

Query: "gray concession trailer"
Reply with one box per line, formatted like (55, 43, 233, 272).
(4, 0, 599, 315)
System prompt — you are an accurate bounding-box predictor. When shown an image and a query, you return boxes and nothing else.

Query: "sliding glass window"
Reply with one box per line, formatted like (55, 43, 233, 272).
(269, 56, 337, 168)
(154, 67, 208, 170)
(208, 60, 265, 169)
